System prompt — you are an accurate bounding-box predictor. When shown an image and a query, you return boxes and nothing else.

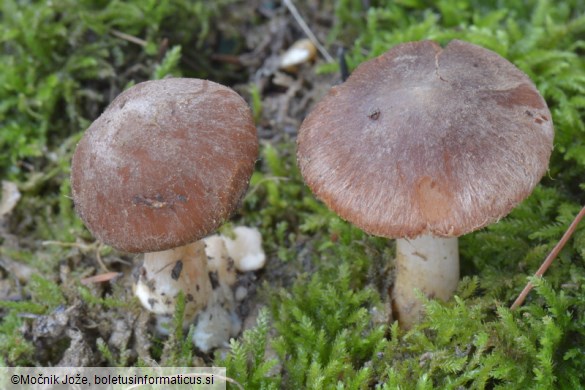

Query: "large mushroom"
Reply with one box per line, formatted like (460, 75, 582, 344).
(71, 78, 261, 333)
(297, 40, 554, 328)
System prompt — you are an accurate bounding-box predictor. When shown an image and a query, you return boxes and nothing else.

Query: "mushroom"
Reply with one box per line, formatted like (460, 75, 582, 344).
(70, 78, 259, 325)
(296, 40, 554, 328)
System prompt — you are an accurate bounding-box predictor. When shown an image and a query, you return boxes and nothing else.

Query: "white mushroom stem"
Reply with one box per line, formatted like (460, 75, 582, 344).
(391, 235, 459, 329)
(134, 240, 212, 322)
(192, 235, 240, 351)
(134, 226, 266, 351)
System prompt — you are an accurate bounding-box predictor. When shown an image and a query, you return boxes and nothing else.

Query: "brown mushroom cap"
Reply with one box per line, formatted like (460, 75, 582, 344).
(71, 78, 257, 253)
(297, 40, 554, 238)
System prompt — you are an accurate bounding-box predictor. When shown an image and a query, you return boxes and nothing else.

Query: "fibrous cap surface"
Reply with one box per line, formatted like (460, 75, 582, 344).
(71, 78, 258, 252)
(297, 40, 554, 238)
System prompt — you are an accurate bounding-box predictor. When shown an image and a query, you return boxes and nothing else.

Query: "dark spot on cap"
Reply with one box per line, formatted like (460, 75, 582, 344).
(147, 298, 157, 308)
(535, 114, 549, 125)
(132, 194, 169, 209)
(368, 108, 381, 120)
(186, 293, 194, 302)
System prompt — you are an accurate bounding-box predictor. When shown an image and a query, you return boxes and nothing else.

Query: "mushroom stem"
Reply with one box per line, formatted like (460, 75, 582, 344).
(391, 235, 459, 329)
(134, 240, 212, 322)
(133, 226, 267, 346)
(133, 227, 266, 352)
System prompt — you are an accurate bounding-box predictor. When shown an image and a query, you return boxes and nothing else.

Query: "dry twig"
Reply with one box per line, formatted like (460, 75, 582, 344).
(511, 204, 585, 310)
(111, 29, 147, 47)
(80, 272, 122, 285)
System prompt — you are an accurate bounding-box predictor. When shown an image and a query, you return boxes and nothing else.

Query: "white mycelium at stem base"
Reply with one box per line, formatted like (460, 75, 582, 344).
(392, 235, 459, 329)
(134, 240, 212, 322)
(133, 226, 266, 352)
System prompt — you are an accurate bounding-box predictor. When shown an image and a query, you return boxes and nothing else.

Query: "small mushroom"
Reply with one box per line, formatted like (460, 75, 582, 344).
(297, 40, 554, 328)
(71, 78, 258, 323)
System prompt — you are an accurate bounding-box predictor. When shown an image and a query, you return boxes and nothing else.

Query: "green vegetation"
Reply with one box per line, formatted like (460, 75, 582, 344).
(1, 0, 585, 388)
